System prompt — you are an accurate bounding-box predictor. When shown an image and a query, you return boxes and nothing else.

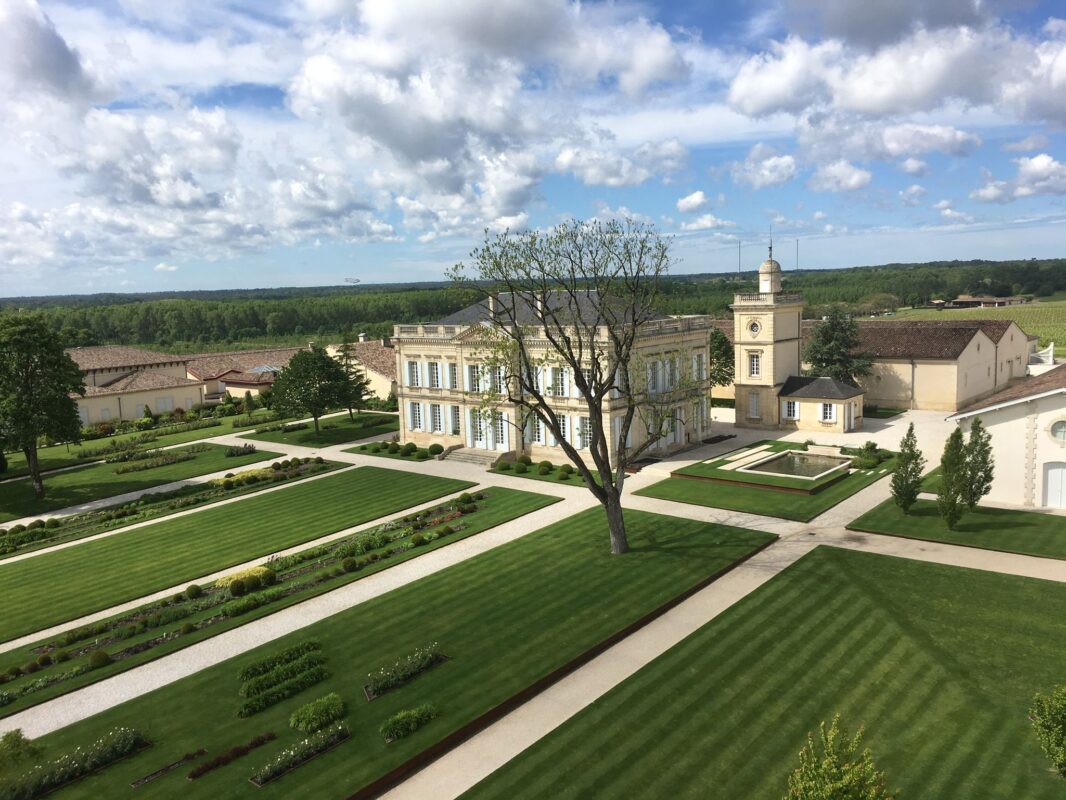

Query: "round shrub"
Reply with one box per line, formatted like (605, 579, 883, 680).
(35, 654, 52, 668)
(88, 650, 112, 669)
(27, 520, 45, 530)
(243, 574, 262, 592)
(228, 578, 248, 598)
(342, 557, 358, 573)
(497, 461, 511, 471)
(225, 473, 234, 478)
(514, 462, 528, 474)
(44, 518, 60, 530)
(243, 474, 259, 485)
(460, 503, 477, 514)
(315, 456, 325, 464)
(411, 533, 426, 547)
(261, 569, 278, 586)
(222, 479, 234, 490)
(428, 443, 444, 455)
(9, 525, 25, 535)
(439, 525, 455, 536)
(370, 444, 381, 453)
(22, 661, 40, 675)
(557, 472, 570, 480)
(185, 584, 203, 600)
(6, 666, 22, 679)
(537, 464, 552, 476)
(402, 442, 417, 455)
(180, 622, 196, 635)
(518, 454, 533, 465)
(458, 492, 473, 504)
(271, 462, 282, 471)
(559, 463, 574, 475)
(54, 650, 69, 663)
(415, 449, 430, 460)
(538, 460, 553, 470)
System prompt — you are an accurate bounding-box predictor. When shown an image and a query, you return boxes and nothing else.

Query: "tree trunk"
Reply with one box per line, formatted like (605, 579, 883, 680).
(313, 414, 321, 434)
(348, 406, 354, 421)
(23, 446, 44, 500)
(603, 489, 629, 554)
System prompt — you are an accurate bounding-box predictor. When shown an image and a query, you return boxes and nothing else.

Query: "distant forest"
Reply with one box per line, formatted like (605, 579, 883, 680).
(3, 258, 1063, 351)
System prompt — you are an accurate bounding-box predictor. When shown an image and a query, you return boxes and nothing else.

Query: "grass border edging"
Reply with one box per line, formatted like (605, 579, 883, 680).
(845, 521, 1066, 562)
(668, 468, 850, 496)
(344, 533, 779, 800)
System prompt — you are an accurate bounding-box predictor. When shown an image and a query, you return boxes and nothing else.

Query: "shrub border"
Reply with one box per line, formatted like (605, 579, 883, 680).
(362, 654, 449, 702)
(248, 727, 351, 788)
(344, 534, 778, 800)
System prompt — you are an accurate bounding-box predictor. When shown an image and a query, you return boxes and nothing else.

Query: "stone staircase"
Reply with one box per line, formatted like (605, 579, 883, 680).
(443, 448, 501, 467)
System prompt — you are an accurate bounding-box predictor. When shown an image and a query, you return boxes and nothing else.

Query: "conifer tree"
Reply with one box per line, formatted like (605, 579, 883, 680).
(707, 327, 734, 424)
(962, 416, 994, 509)
(890, 422, 925, 513)
(937, 427, 967, 530)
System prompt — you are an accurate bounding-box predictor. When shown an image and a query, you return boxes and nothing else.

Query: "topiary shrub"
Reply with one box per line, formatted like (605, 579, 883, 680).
(88, 649, 112, 669)
(410, 533, 426, 547)
(559, 463, 573, 475)
(518, 455, 533, 465)
(222, 479, 234, 490)
(458, 492, 473, 504)
(428, 443, 444, 456)
(22, 661, 39, 675)
(402, 442, 417, 455)
(342, 557, 358, 573)
(180, 622, 196, 635)
(497, 461, 511, 471)
(261, 569, 277, 586)
(557, 472, 570, 480)
(415, 449, 430, 460)
(54, 650, 69, 663)
(537, 464, 552, 476)
(35, 654, 52, 668)
(44, 518, 60, 529)
(185, 584, 203, 600)
(439, 525, 454, 536)
(514, 462, 528, 474)
(229, 578, 248, 598)
(315, 456, 325, 464)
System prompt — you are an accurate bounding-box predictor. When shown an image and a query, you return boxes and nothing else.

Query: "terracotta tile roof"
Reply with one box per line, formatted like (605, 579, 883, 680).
(955, 363, 1066, 416)
(185, 347, 305, 380)
(347, 340, 396, 381)
(80, 371, 203, 397)
(218, 370, 277, 386)
(66, 346, 185, 371)
(850, 321, 988, 359)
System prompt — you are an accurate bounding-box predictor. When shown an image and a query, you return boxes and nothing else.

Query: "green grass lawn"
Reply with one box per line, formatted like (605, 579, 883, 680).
(0, 466, 473, 644)
(489, 463, 604, 487)
(849, 498, 1066, 559)
(0, 444, 279, 524)
(672, 441, 841, 490)
(465, 546, 1066, 800)
(241, 412, 398, 447)
(637, 455, 897, 522)
(1, 411, 279, 479)
(864, 406, 906, 419)
(21, 509, 774, 799)
(921, 466, 942, 493)
(0, 487, 559, 720)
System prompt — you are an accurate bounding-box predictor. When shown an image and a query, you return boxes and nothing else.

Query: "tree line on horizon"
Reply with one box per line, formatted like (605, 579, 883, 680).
(3, 257, 1062, 352)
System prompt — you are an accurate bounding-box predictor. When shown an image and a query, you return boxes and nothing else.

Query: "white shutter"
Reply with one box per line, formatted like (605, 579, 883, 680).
(502, 413, 510, 450)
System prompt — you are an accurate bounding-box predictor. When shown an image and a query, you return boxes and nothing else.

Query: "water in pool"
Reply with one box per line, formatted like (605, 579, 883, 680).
(745, 452, 850, 479)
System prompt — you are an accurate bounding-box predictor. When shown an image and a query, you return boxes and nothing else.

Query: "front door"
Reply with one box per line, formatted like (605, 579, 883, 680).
(471, 410, 487, 449)
(1046, 463, 1066, 508)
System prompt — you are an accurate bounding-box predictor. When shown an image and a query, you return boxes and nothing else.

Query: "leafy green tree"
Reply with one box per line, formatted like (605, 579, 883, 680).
(0, 315, 85, 499)
(142, 403, 153, 419)
(890, 423, 925, 513)
(962, 416, 994, 509)
(1030, 685, 1066, 778)
(937, 427, 967, 530)
(707, 326, 734, 421)
(336, 333, 372, 421)
(243, 390, 257, 413)
(803, 305, 873, 386)
(786, 715, 897, 799)
(0, 729, 39, 775)
(271, 346, 347, 433)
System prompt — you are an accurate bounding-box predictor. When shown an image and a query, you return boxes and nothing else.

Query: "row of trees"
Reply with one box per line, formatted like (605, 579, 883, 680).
(272, 340, 371, 433)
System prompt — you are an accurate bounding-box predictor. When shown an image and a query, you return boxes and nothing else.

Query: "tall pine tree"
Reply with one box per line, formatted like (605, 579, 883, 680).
(803, 305, 873, 386)
(937, 427, 967, 530)
(962, 416, 994, 509)
(890, 422, 925, 513)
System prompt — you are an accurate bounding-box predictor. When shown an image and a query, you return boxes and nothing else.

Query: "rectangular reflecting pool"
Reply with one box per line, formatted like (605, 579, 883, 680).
(741, 451, 851, 480)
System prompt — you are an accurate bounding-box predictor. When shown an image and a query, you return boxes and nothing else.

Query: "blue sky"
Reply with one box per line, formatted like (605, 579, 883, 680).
(0, 0, 1063, 294)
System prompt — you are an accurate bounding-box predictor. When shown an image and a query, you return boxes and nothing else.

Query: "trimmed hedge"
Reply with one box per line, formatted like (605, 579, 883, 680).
(380, 703, 439, 742)
(240, 652, 326, 697)
(237, 666, 329, 718)
(187, 733, 275, 780)
(289, 692, 345, 734)
(250, 723, 349, 786)
(237, 640, 321, 682)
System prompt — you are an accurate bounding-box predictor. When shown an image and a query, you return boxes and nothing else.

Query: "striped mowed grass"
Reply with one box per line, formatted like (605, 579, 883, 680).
(24, 509, 773, 800)
(0, 466, 473, 644)
(466, 546, 1066, 800)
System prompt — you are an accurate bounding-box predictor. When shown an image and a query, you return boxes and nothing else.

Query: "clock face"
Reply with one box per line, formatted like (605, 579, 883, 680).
(747, 320, 762, 337)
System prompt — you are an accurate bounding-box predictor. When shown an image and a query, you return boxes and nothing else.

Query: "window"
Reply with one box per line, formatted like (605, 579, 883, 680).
(551, 367, 567, 397)
(406, 360, 421, 388)
(784, 400, 798, 420)
(556, 414, 568, 444)
(530, 415, 544, 444)
(578, 367, 593, 398)
(467, 365, 481, 393)
(749, 352, 761, 378)
(428, 362, 440, 389)
(692, 352, 705, 381)
(448, 363, 459, 390)
(450, 405, 461, 435)
(430, 404, 442, 433)
(666, 358, 678, 390)
(100, 408, 112, 421)
(748, 392, 759, 419)
(1052, 421, 1066, 442)
(493, 413, 505, 445)
(578, 416, 591, 449)
(490, 366, 504, 394)
(471, 410, 484, 442)
(155, 397, 174, 413)
(647, 361, 660, 394)
(409, 402, 423, 431)
(821, 403, 835, 422)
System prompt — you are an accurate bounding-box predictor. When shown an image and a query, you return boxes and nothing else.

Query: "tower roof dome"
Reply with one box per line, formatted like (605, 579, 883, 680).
(758, 242, 780, 274)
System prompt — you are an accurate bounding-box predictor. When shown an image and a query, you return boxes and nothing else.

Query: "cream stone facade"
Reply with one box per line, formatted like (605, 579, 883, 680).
(393, 311, 716, 464)
(950, 364, 1066, 509)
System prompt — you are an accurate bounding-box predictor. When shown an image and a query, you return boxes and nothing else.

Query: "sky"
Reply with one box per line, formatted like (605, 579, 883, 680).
(0, 0, 1064, 295)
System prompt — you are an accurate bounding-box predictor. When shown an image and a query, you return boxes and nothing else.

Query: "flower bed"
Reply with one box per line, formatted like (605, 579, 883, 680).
(238, 641, 322, 682)
(129, 747, 206, 788)
(364, 643, 446, 700)
(240, 652, 326, 698)
(249, 724, 350, 786)
(113, 451, 199, 474)
(289, 692, 345, 733)
(187, 733, 275, 780)
(237, 666, 329, 717)
(225, 443, 258, 458)
(379, 704, 439, 743)
(0, 727, 149, 800)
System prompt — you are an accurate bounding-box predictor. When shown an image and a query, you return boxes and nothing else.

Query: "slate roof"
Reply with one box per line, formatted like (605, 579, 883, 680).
(67, 346, 185, 371)
(954, 363, 1066, 416)
(779, 375, 865, 400)
(432, 291, 671, 326)
(81, 371, 203, 397)
(185, 348, 305, 380)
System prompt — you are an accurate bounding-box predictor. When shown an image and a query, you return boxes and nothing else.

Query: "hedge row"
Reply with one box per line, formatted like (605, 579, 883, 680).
(380, 704, 439, 742)
(250, 723, 349, 786)
(366, 643, 445, 697)
(289, 692, 345, 734)
(239, 652, 325, 698)
(187, 733, 275, 780)
(237, 640, 321, 682)
(237, 666, 329, 718)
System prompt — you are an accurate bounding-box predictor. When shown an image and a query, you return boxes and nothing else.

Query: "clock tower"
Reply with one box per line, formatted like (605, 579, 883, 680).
(731, 245, 804, 428)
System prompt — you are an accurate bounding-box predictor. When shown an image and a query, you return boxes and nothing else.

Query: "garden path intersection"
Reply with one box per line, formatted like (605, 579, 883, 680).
(3, 409, 1065, 796)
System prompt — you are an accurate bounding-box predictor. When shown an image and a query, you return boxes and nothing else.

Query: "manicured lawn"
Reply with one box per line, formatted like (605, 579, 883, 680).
(23, 509, 773, 799)
(864, 407, 906, 419)
(0, 466, 473, 644)
(637, 456, 897, 522)
(921, 466, 942, 493)
(0, 444, 279, 524)
(0, 411, 279, 479)
(672, 441, 840, 491)
(0, 487, 559, 719)
(850, 498, 1066, 559)
(466, 547, 1066, 800)
(240, 413, 398, 447)
(489, 463, 604, 487)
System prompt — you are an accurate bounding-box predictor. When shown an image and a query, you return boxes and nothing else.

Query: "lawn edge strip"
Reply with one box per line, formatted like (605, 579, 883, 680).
(0, 490, 561, 721)
(845, 519, 1066, 562)
(667, 468, 849, 496)
(344, 533, 779, 800)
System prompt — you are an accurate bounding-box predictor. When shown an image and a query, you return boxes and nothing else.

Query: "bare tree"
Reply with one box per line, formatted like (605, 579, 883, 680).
(448, 218, 705, 555)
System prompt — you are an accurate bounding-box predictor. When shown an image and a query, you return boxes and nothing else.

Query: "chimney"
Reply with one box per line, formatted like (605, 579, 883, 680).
(358, 332, 367, 343)
(488, 295, 497, 318)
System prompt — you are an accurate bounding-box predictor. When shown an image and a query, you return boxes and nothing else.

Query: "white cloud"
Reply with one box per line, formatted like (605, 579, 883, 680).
(898, 158, 928, 176)
(0, 0, 97, 100)
(783, 0, 987, 49)
(730, 143, 797, 189)
(812, 210, 826, 220)
(153, 262, 178, 272)
(680, 213, 735, 231)
(1003, 133, 1049, 152)
(899, 184, 927, 206)
(807, 160, 871, 192)
(971, 154, 1066, 203)
(676, 190, 708, 213)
